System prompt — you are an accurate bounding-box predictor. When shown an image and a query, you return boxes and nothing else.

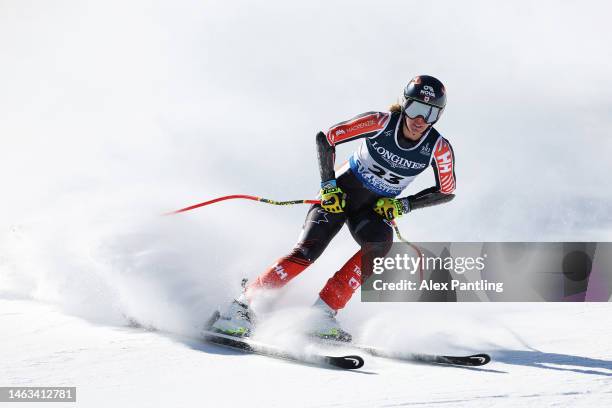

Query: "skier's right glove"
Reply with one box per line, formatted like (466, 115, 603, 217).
(374, 197, 410, 220)
(320, 180, 346, 213)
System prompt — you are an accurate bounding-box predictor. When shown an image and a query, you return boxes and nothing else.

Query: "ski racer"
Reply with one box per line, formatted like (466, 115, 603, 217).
(210, 75, 456, 341)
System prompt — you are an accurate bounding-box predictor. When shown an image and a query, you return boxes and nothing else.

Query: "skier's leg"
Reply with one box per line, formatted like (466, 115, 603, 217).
(308, 210, 391, 341)
(309, 248, 362, 342)
(318, 249, 362, 311)
(318, 210, 393, 311)
(246, 204, 345, 295)
(211, 205, 345, 336)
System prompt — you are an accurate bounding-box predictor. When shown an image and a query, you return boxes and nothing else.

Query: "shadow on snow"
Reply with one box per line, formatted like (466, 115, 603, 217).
(492, 349, 612, 376)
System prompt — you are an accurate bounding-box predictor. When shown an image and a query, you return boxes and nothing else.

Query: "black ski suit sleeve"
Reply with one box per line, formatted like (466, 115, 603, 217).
(405, 187, 455, 211)
(316, 131, 336, 184)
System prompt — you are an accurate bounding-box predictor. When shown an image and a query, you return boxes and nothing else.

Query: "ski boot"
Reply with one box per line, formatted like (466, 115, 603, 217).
(309, 298, 352, 343)
(208, 279, 255, 337)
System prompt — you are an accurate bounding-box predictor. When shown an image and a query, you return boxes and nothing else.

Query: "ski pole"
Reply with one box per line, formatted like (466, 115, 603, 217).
(166, 194, 410, 246)
(163, 194, 319, 215)
(166, 194, 422, 279)
(391, 220, 424, 281)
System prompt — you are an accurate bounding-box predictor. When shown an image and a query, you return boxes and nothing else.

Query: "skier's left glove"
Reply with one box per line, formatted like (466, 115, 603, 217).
(374, 197, 410, 220)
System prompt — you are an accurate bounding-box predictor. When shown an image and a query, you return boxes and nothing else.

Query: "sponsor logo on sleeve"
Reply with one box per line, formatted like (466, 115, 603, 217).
(435, 141, 455, 193)
(435, 148, 453, 173)
(334, 118, 379, 139)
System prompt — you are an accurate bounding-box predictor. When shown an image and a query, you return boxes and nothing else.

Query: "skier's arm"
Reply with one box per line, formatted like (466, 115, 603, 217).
(325, 111, 389, 147)
(317, 111, 390, 184)
(405, 187, 455, 211)
(316, 131, 336, 184)
(316, 131, 345, 212)
(373, 137, 456, 220)
(405, 137, 456, 211)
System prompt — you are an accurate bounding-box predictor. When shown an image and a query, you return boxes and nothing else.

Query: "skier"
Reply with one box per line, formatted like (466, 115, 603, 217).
(210, 75, 456, 341)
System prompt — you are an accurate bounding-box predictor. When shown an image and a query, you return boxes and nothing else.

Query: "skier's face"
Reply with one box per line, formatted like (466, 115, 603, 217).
(403, 115, 428, 140)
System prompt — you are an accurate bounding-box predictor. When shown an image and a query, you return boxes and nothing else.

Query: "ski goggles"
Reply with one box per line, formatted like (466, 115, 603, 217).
(404, 100, 442, 124)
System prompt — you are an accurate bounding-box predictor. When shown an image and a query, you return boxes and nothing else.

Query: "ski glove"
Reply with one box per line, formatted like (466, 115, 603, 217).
(374, 197, 410, 220)
(320, 180, 346, 213)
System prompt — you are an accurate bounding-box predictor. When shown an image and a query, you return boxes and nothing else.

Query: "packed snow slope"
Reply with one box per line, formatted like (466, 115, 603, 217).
(1, 299, 611, 407)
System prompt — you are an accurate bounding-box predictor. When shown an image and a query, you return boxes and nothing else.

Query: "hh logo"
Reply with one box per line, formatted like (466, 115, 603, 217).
(273, 264, 288, 280)
(436, 151, 452, 173)
(435, 141, 453, 174)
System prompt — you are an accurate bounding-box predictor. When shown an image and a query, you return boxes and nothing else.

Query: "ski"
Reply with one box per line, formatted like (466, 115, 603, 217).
(202, 330, 365, 370)
(358, 346, 491, 366)
(126, 316, 364, 370)
(314, 339, 490, 367)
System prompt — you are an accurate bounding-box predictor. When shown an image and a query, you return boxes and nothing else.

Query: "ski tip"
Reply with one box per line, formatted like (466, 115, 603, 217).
(328, 355, 364, 370)
(439, 353, 491, 366)
(468, 353, 491, 366)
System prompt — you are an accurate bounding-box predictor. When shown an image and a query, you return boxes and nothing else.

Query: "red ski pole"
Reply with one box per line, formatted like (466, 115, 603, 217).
(164, 194, 422, 280)
(164, 194, 319, 216)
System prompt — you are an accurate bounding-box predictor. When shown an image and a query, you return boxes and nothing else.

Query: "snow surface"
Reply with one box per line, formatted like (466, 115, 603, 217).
(2, 299, 611, 407)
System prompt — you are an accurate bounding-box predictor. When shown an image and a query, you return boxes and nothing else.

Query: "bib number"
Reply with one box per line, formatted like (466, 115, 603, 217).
(367, 163, 404, 185)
